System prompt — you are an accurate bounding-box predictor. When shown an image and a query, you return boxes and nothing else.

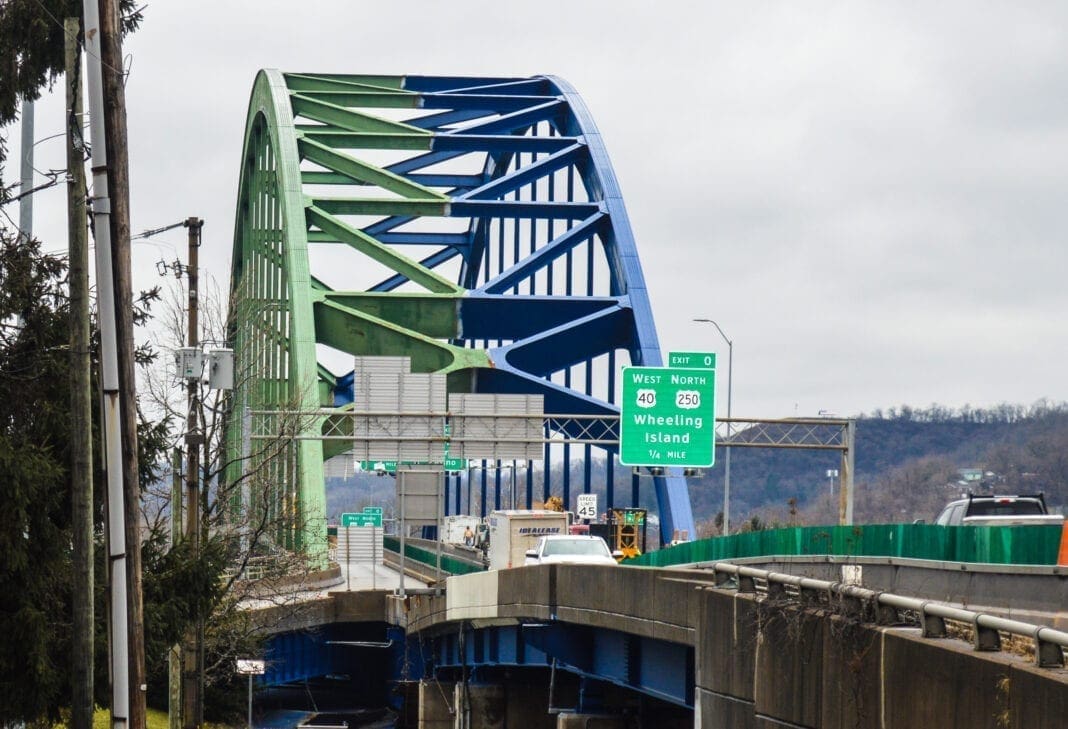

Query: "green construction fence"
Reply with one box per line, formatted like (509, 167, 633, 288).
(626, 523, 1065, 568)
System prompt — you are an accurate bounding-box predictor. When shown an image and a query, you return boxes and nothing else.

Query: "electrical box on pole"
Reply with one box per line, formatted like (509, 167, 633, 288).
(175, 348, 206, 380)
(206, 349, 234, 390)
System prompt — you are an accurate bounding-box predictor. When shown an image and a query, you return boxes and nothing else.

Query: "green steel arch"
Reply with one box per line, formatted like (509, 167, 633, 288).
(227, 70, 696, 567)
(228, 70, 328, 563)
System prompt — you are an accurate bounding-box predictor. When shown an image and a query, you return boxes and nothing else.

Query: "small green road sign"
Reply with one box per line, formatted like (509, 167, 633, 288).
(443, 457, 466, 471)
(668, 351, 716, 370)
(620, 365, 716, 467)
(358, 460, 398, 473)
(341, 511, 383, 527)
(358, 458, 467, 473)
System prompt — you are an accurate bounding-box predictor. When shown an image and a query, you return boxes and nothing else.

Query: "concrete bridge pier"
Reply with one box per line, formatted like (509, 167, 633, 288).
(416, 677, 541, 729)
(413, 669, 660, 728)
(551, 676, 629, 729)
(458, 673, 560, 729)
(417, 679, 455, 728)
(463, 681, 505, 728)
(555, 713, 628, 728)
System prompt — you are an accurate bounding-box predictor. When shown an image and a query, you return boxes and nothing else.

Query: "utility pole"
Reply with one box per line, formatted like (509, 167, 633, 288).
(81, 1, 130, 727)
(96, 0, 146, 724)
(182, 218, 204, 729)
(102, 11, 147, 729)
(169, 447, 183, 729)
(65, 17, 94, 729)
(18, 98, 33, 242)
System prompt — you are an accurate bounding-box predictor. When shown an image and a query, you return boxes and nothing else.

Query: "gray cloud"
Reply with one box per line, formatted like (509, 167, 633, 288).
(5, 0, 1067, 420)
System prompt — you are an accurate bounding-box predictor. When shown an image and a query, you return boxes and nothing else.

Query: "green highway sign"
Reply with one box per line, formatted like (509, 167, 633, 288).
(619, 366, 716, 467)
(358, 460, 397, 473)
(358, 458, 468, 473)
(668, 351, 716, 370)
(341, 511, 383, 528)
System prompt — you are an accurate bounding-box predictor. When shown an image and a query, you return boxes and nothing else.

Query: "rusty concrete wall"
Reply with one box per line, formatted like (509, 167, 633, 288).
(694, 585, 1068, 728)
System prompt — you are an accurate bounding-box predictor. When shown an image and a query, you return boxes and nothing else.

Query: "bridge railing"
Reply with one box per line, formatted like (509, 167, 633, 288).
(382, 536, 485, 576)
(701, 561, 1068, 669)
(629, 523, 1063, 567)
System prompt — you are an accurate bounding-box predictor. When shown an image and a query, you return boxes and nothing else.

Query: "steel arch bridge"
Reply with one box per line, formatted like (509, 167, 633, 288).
(226, 71, 695, 564)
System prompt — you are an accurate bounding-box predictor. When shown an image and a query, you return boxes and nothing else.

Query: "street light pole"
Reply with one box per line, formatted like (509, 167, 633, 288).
(693, 318, 733, 535)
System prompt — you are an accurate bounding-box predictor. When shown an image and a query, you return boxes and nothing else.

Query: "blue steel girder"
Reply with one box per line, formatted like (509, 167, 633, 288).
(227, 71, 696, 554)
(261, 623, 422, 691)
(431, 623, 693, 709)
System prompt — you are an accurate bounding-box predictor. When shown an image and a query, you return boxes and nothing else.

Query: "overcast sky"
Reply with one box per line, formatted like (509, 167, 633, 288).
(5, 1, 1068, 419)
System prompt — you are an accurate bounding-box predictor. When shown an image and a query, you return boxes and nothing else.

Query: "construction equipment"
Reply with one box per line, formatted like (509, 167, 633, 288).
(611, 508, 647, 559)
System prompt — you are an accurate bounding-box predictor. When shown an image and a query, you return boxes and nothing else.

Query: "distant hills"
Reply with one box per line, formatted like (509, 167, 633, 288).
(687, 401, 1068, 529)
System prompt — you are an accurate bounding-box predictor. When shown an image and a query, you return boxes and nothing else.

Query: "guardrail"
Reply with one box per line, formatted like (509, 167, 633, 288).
(698, 561, 1068, 669)
(223, 554, 298, 582)
(382, 536, 485, 576)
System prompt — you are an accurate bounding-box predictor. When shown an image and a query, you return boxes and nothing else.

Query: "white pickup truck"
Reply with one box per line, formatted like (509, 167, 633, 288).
(933, 494, 1064, 527)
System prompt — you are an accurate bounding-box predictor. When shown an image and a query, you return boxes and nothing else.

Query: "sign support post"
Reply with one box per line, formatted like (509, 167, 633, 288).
(235, 659, 265, 729)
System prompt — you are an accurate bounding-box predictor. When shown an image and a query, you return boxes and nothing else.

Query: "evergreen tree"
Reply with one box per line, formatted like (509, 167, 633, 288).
(0, 0, 142, 182)
(0, 230, 77, 721)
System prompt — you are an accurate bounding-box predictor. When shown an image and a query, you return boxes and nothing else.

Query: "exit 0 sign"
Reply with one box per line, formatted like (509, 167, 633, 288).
(668, 351, 716, 370)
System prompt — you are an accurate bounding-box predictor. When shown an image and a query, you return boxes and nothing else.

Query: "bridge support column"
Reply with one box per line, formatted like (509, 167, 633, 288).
(465, 682, 505, 729)
(555, 714, 627, 728)
(418, 679, 456, 729)
(504, 673, 557, 729)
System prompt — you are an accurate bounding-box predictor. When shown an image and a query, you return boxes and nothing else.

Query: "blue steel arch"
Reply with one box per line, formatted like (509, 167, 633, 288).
(229, 71, 695, 548)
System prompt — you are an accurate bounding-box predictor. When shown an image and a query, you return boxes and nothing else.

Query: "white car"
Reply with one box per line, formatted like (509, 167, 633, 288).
(524, 535, 621, 566)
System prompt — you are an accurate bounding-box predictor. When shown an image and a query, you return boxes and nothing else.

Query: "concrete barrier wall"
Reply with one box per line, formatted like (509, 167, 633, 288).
(402, 565, 1068, 728)
(496, 562, 554, 622)
(551, 565, 706, 644)
(445, 570, 500, 622)
(753, 605, 825, 727)
(1009, 662, 1068, 729)
(819, 615, 882, 729)
(694, 585, 1068, 728)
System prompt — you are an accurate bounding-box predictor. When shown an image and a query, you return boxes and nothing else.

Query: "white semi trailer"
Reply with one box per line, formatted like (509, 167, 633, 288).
(487, 510, 570, 570)
(441, 515, 482, 546)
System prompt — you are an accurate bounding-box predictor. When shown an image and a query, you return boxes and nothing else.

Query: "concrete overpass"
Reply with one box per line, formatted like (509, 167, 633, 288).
(250, 548, 1068, 728)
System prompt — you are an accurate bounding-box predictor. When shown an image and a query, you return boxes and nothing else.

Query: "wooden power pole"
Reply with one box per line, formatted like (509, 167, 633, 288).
(65, 17, 94, 729)
(169, 447, 183, 729)
(182, 217, 204, 728)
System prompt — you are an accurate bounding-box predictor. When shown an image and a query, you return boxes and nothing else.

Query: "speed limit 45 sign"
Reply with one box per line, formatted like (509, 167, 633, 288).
(619, 365, 716, 468)
(576, 493, 598, 520)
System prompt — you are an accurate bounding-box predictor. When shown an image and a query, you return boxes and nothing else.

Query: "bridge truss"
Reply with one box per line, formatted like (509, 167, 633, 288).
(226, 71, 694, 563)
